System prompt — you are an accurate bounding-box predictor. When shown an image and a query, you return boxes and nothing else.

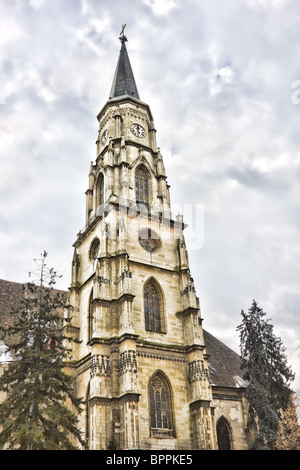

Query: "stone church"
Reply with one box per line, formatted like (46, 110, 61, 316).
(0, 31, 250, 450)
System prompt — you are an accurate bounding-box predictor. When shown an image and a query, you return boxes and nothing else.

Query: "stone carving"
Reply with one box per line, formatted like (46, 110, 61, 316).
(98, 276, 111, 284)
(119, 350, 137, 375)
(137, 351, 186, 363)
(188, 359, 209, 383)
(90, 354, 112, 378)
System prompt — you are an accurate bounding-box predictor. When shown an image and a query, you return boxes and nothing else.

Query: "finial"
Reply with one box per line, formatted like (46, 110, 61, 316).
(119, 24, 128, 43)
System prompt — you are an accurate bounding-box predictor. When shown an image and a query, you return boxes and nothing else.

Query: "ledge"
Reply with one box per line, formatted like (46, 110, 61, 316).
(88, 332, 140, 346)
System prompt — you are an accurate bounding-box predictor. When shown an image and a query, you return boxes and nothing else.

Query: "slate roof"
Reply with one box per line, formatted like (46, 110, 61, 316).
(109, 36, 140, 101)
(0, 278, 66, 346)
(204, 329, 246, 389)
(0, 279, 24, 336)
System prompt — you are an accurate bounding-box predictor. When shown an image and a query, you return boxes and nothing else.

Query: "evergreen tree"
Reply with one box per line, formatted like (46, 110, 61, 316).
(0, 251, 86, 450)
(237, 300, 294, 450)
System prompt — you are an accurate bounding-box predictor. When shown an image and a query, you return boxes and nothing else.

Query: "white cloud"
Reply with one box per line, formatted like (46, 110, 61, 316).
(0, 16, 24, 47)
(142, 0, 177, 16)
(0, 0, 299, 390)
(246, 0, 292, 9)
(30, 0, 46, 9)
(209, 64, 235, 96)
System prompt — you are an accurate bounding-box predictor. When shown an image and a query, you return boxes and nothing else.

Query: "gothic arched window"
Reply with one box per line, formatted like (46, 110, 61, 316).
(89, 238, 100, 262)
(144, 279, 163, 332)
(149, 374, 174, 437)
(216, 417, 232, 450)
(96, 173, 104, 209)
(135, 166, 150, 206)
(88, 289, 94, 342)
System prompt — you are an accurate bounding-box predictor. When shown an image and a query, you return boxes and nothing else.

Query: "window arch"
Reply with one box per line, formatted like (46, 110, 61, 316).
(144, 279, 163, 332)
(149, 372, 174, 437)
(96, 173, 104, 209)
(89, 238, 100, 262)
(216, 417, 232, 450)
(135, 165, 150, 206)
(114, 114, 122, 138)
(88, 289, 94, 342)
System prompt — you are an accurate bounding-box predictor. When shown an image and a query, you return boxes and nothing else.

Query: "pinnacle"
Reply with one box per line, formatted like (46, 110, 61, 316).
(109, 30, 140, 100)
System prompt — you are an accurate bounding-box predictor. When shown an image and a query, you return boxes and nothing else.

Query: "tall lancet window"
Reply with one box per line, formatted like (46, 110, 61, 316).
(149, 373, 174, 437)
(135, 166, 150, 206)
(216, 417, 232, 450)
(144, 279, 162, 332)
(88, 289, 94, 342)
(96, 173, 104, 210)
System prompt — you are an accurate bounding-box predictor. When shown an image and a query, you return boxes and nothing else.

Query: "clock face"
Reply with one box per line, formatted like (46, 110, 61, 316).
(101, 129, 108, 145)
(138, 228, 161, 253)
(130, 123, 146, 138)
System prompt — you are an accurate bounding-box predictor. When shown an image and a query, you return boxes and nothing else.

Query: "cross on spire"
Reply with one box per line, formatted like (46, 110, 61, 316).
(119, 24, 128, 43)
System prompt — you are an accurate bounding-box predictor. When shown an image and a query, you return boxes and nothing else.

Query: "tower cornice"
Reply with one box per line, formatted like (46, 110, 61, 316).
(97, 95, 154, 124)
(96, 138, 158, 165)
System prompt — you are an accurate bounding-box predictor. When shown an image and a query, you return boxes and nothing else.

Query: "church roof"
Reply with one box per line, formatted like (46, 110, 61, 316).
(109, 34, 140, 101)
(203, 329, 245, 389)
(0, 278, 24, 336)
(0, 278, 66, 347)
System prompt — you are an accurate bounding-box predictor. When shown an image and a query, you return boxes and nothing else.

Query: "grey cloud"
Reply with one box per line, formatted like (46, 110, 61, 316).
(227, 166, 290, 192)
(0, 0, 299, 389)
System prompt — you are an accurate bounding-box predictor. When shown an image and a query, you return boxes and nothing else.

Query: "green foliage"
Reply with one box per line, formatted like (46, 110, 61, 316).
(237, 300, 294, 450)
(0, 251, 86, 450)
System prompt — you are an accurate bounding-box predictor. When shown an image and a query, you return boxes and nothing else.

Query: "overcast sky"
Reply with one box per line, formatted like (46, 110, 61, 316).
(1, 0, 300, 390)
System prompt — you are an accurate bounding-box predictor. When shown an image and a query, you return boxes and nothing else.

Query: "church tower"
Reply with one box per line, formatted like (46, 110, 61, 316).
(68, 29, 217, 450)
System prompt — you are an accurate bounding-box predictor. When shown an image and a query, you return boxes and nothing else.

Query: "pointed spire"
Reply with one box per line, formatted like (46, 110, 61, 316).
(109, 26, 140, 101)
